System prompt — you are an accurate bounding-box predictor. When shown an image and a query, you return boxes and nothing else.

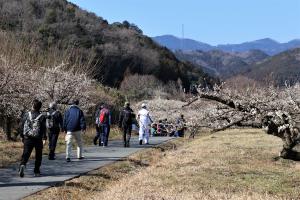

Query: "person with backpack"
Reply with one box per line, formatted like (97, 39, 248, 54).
(19, 99, 47, 177)
(119, 102, 134, 147)
(138, 103, 153, 145)
(63, 99, 86, 162)
(46, 102, 63, 160)
(93, 104, 111, 147)
(175, 114, 186, 137)
(93, 104, 102, 146)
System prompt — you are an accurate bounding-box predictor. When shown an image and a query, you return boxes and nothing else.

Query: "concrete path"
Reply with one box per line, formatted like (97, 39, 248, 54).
(0, 137, 172, 200)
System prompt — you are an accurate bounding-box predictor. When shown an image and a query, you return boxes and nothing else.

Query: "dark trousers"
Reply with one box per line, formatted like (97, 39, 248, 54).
(100, 124, 110, 146)
(123, 126, 132, 146)
(20, 138, 43, 173)
(48, 129, 59, 158)
(94, 124, 110, 146)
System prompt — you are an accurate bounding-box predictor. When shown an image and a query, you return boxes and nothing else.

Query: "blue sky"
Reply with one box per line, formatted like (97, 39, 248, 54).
(69, 0, 300, 45)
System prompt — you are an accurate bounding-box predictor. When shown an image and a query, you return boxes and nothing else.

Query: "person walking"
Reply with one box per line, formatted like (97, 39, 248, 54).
(93, 104, 111, 147)
(119, 102, 134, 147)
(46, 102, 63, 160)
(19, 99, 47, 177)
(63, 99, 86, 162)
(175, 114, 186, 137)
(93, 104, 102, 146)
(138, 103, 153, 145)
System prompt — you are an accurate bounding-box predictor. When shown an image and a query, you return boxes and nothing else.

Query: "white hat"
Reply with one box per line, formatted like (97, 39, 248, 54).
(141, 103, 147, 108)
(49, 102, 57, 109)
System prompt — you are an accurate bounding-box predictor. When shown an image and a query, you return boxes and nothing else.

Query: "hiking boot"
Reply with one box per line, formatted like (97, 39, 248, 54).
(139, 140, 143, 145)
(93, 138, 97, 145)
(34, 172, 41, 177)
(78, 156, 85, 160)
(48, 155, 55, 160)
(66, 158, 71, 162)
(19, 165, 25, 178)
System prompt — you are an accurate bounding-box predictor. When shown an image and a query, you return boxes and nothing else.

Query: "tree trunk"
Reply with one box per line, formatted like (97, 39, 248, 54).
(4, 116, 12, 141)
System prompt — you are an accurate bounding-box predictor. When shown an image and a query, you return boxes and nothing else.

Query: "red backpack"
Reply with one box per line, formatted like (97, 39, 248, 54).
(99, 108, 109, 124)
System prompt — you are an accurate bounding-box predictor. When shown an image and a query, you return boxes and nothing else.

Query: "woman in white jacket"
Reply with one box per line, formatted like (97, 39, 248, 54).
(137, 103, 153, 145)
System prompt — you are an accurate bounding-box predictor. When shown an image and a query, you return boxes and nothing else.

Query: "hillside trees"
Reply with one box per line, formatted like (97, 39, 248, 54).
(182, 79, 300, 158)
(0, 32, 96, 140)
(0, 0, 209, 88)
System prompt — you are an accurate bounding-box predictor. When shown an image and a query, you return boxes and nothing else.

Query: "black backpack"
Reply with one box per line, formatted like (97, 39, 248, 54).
(123, 109, 133, 126)
(46, 111, 57, 129)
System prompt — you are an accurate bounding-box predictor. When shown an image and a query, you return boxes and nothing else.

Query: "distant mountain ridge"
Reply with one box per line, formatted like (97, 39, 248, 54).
(153, 35, 300, 55)
(244, 48, 300, 86)
(175, 49, 269, 78)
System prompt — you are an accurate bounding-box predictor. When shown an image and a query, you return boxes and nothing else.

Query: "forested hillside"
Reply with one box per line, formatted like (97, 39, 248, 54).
(175, 49, 269, 79)
(0, 0, 210, 88)
(245, 48, 300, 86)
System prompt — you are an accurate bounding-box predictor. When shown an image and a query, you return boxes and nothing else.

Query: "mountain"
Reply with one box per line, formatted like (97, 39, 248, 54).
(0, 0, 211, 89)
(153, 35, 300, 55)
(153, 35, 214, 51)
(244, 48, 300, 86)
(175, 49, 269, 78)
(217, 38, 300, 56)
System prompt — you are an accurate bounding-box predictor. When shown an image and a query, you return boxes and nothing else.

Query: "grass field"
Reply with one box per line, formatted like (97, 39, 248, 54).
(0, 126, 122, 168)
(25, 129, 300, 200)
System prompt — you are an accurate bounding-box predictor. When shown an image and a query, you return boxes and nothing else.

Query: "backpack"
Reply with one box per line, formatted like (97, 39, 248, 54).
(23, 112, 43, 138)
(99, 108, 109, 125)
(122, 109, 132, 126)
(46, 111, 57, 129)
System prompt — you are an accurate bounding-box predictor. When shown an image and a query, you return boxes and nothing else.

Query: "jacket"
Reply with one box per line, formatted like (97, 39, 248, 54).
(63, 105, 86, 132)
(21, 111, 47, 140)
(119, 107, 134, 128)
(138, 108, 152, 126)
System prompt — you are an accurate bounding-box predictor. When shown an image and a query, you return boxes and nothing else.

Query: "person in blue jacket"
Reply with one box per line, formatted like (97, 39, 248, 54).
(63, 99, 86, 162)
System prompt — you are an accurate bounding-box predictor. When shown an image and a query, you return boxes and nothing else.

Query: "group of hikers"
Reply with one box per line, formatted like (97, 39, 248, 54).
(18, 99, 186, 178)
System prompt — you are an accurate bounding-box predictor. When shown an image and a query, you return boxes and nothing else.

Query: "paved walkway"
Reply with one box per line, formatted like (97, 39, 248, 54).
(0, 137, 172, 200)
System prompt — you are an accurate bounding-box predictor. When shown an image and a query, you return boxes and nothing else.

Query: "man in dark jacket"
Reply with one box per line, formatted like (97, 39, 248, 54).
(119, 102, 134, 147)
(93, 104, 111, 147)
(93, 104, 102, 146)
(47, 102, 63, 160)
(63, 99, 86, 162)
(19, 99, 47, 178)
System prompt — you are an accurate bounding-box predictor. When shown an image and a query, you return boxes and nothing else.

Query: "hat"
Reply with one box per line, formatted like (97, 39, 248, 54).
(49, 102, 57, 109)
(141, 103, 147, 108)
(124, 102, 130, 107)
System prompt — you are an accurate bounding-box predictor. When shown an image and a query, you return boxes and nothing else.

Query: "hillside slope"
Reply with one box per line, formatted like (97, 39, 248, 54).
(245, 48, 300, 86)
(0, 0, 209, 88)
(175, 49, 269, 78)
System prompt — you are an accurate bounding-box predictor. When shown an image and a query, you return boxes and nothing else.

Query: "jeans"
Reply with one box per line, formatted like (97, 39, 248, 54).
(100, 124, 110, 146)
(48, 128, 59, 158)
(20, 138, 43, 173)
(65, 131, 83, 159)
(94, 124, 110, 146)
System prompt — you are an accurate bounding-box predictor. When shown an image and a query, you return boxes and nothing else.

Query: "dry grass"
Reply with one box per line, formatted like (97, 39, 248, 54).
(0, 126, 122, 168)
(26, 129, 300, 200)
(25, 138, 185, 200)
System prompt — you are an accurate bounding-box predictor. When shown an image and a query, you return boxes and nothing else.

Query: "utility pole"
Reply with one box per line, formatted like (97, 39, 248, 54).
(181, 24, 184, 51)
